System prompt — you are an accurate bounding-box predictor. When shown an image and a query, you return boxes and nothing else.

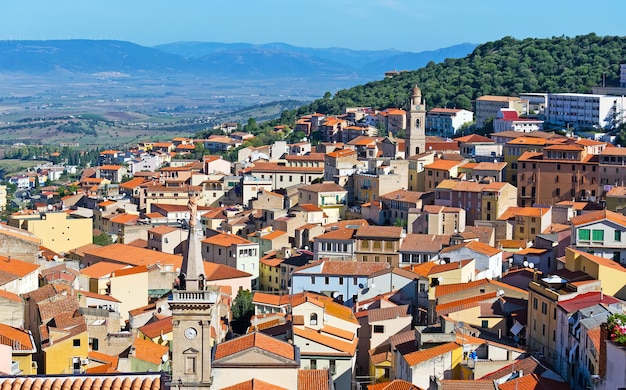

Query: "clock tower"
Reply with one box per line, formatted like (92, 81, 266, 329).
(406, 85, 426, 157)
(170, 193, 217, 389)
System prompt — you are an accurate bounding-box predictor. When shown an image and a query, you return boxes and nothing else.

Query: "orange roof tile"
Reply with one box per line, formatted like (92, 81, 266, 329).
(132, 337, 169, 365)
(222, 379, 287, 390)
(202, 233, 253, 246)
(293, 327, 357, 355)
(84, 244, 182, 268)
(0, 288, 22, 303)
(149, 225, 179, 235)
(214, 332, 295, 361)
(260, 230, 288, 240)
(112, 265, 148, 277)
(0, 322, 34, 351)
(315, 228, 356, 241)
(368, 380, 422, 390)
(425, 159, 462, 171)
(298, 370, 332, 390)
(80, 261, 127, 279)
(88, 350, 119, 369)
(108, 213, 139, 225)
(570, 209, 626, 227)
(0, 256, 38, 277)
(139, 316, 173, 339)
(99, 165, 122, 171)
(78, 290, 121, 303)
(436, 291, 498, 314)
(567, 247, 626, 273)
(355, 226, 403, 239)
(403, 342, 460, 366)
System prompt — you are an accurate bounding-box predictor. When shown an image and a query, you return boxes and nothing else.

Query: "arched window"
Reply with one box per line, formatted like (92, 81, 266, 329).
(310, 313, 318, 326)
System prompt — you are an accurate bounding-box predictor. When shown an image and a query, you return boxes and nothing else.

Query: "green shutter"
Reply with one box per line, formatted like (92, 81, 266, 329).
(592, 230, 604, 241)
(615, 230, 622, 242)
(578, 229, 590, 240)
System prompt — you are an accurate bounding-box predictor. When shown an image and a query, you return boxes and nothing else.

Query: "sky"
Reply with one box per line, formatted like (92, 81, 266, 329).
(2, 0, 626, 52)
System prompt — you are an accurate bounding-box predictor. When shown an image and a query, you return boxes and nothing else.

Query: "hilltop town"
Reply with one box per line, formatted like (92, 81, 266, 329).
(0, 79, 625, 390)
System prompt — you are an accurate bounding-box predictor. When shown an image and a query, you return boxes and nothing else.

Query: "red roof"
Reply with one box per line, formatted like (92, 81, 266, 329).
(557, 291, 621, 313)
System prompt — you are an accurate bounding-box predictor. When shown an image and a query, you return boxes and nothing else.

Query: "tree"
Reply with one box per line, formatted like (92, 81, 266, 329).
(393, 217, 407, 228)
(231, 289, 254, 334)
(93, 231, 113, 246)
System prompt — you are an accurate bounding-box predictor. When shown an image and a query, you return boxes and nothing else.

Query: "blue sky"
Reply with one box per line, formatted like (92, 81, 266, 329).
(2, 0, 626, 52)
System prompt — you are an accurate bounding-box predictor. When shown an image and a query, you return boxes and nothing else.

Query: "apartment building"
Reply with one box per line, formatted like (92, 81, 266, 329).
(475, 95, 528, 129)
(353, 158, 409, 204)
(570, 209, 626, 265)
(355, 226, 405, 267)
(545, 93, 625, 130)
(517, 145, 599, 206)
(425, 108, 473, 138)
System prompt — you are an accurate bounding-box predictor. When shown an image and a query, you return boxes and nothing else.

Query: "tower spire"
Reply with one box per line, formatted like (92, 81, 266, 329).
(179, 192, 205, 291)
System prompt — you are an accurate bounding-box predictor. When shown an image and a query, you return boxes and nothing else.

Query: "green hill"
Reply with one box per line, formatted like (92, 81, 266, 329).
(287, 33, 626, 117)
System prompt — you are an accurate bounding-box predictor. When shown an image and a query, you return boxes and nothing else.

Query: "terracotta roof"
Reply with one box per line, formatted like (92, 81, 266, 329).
(399, 234, 448, 253)
(497, 206, 548, 220)
(326, 149, 356, 158)
(88, 351, 119, 369)
(557, 290, 621, 313)
(293, 326, 357, 355)
(260, 230, 288, 241)
(368, 380, 423, 390)
(295, 260, 389, 276)
(436, 291, 498, 314)
(138, 316, 173, 339)
(202, 232, 253, 246)
(403, 342, 460, 366)
(367, 305, 411, 323)
(78, 290, 121, 303)
(244, 162, 324, 173)
(439, 381, 495, 390)
(430, 259, 474, 274)
(222, 379, 288, 390)
(108, 213, 139, 225)
(570, 209, 626, 227)
(298, 369, 331, 390)
(0, 288, 22, 303)
(315, 228, 355, 241)
(355, 226, 403, 239)
(99, 165, 122, 171)
(203, 261, 252, 280)
(81, 261, 127, 279)
(84, 244, 182, 268)
(0, 256, 39, 277)
(253, 292, 292, 306)
(112, 265, 148, 277)
(425, 159, 462, 170)
(454, 134, 494, 143)
(214, 331, 295, 361)
(299, 181, 347, 193)
(0, 374, 162, 390)
(0, 322, 34, 351)
(132, 337, 169, 365)
(440, 241, 501, 257)
(498, 374, 570, 390)
(148, 225, 179, 235)
(435, 279, 489, 298)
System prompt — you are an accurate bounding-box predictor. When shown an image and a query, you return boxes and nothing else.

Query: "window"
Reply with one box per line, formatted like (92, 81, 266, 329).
(353, 277, 358, 285)
(553, 308, 557, 320)
(542, 324, 546, 336)
(373, 241, 381, 249)
(311, 276, 315, 284)
(361, 241, 369, 249)
(325, 277, 329, 285)
(339, 277, 344, 285)
(385, 241, 393, 249)
(541, 302, 547, 314)
(615, 230, 622, 242)
(592, 230, 604, 241)
(73, 339, 81, 347)
(374, 256, 380, 262)
(310, 313, 318, 326)
(373, 325, 385, 333)
(533, 298, 538, 309)
(578, 229, 590, 241)
(481, 320, 489, 328)
(329, 359, 336, 375)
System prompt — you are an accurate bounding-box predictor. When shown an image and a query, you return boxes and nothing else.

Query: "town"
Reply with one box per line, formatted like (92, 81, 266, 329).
(0, 74, 625, 390)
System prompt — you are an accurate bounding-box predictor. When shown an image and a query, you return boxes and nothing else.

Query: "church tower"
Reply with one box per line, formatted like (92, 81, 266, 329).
(170, 193, 217, 389)
(406, 85, 426, 157)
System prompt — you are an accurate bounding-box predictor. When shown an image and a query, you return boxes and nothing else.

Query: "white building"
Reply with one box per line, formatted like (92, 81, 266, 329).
(570, 209, 626, 265)
(426, 108, 473, 137)
(545, 93, 626, 130)
(493, 108, 544, 133)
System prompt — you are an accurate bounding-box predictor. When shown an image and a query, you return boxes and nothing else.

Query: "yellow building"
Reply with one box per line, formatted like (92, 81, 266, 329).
(564, 247, 626, 300)
(109, 266, 149, 322)
(498, 206, 551, 242)
(0, 323, 37, 375)
(42, 326, 89, 374)
(9, 211, 92, 254)
(259, 252, 282, 292)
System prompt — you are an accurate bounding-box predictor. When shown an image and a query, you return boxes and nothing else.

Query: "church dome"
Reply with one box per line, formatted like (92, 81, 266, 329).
(412, 85, 421, 96)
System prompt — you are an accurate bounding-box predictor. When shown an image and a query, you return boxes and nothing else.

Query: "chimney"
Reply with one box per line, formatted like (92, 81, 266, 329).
(599, 323, 608, 378)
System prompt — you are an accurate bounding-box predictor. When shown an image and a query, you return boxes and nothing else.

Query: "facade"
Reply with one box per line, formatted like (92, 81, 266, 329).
(570, 209, 626, 265)
(475, 95, 527, 129)
(406, 85, 426, 157)
(354, 159, 409, 204)
(242, 156, 324, 190)
(355, 226, 405, 267)
(9, 211, 92, 254)
(599, 147, 626, 195)
(298, 181, 348, 223)
(438, 241, 503, 279)
(545, 93, 626, 130)
(426, 108, 473, 138)
(517, 145, 599, 206)
(202, 230, 260, 284)
(313, 228, 356, 260)
(493, 108, 544, 133)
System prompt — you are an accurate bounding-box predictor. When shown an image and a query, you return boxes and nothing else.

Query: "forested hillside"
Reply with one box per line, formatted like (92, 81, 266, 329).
(282, 33, 626, 119)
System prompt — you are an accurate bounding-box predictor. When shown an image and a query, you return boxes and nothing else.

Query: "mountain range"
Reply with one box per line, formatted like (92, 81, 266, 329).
(0, 39, 476, 79)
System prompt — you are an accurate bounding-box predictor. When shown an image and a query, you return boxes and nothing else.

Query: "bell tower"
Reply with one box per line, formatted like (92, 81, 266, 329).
(406, 85, 426, 157)
(170, 192, 216, 389)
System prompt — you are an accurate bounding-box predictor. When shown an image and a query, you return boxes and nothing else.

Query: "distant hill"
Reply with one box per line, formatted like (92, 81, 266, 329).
(155, 41, 478, 77)
(285, 33, 626, 116)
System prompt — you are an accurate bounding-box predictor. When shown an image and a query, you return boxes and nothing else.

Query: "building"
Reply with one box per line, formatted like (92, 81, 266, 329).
(426, 108, 473, 138)
(545, 93, 626, 130)
(406, 85, 426, 157)
(439, 240, 503, 279)
(354, 158, 409, 204)
(202, 230, 260, 285)
(493, 108, 544, 133)
(475, 95, 528, 129)
(570, 209, 626, 265)
(313, 228, 357, 260)
(298, 181, 348, 223)
(9, 211, 92, 254)
(517, 145, 599, 206)
(599, 146, 626, 196)
(355, 226, 404, 267)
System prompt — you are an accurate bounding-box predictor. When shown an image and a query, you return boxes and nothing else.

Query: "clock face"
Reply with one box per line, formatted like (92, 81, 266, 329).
(415, 105, 421, 110)
(184, 327, 198, 340)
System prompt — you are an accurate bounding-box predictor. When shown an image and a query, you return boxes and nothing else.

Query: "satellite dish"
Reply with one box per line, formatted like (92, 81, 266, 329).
(497, 290, 505, 297)
(458, 321, 465, 328)
(161, 354, 168, 363)
(523, 260, 529, 267)
(331, 291, 339, 298)
(162, 334, 169, 341)
(358, 283, 364, 289)
(53, 255, 59, 261)
(437, 277, 444, 283)
(304, 246, 309, 250)
(529, 263, 535, 269)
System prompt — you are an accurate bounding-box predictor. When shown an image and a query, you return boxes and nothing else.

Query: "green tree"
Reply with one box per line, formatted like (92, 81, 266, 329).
(393, 217, 407, 228)
(93, 232, 113, 246)
(231, 289, 254, 334)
